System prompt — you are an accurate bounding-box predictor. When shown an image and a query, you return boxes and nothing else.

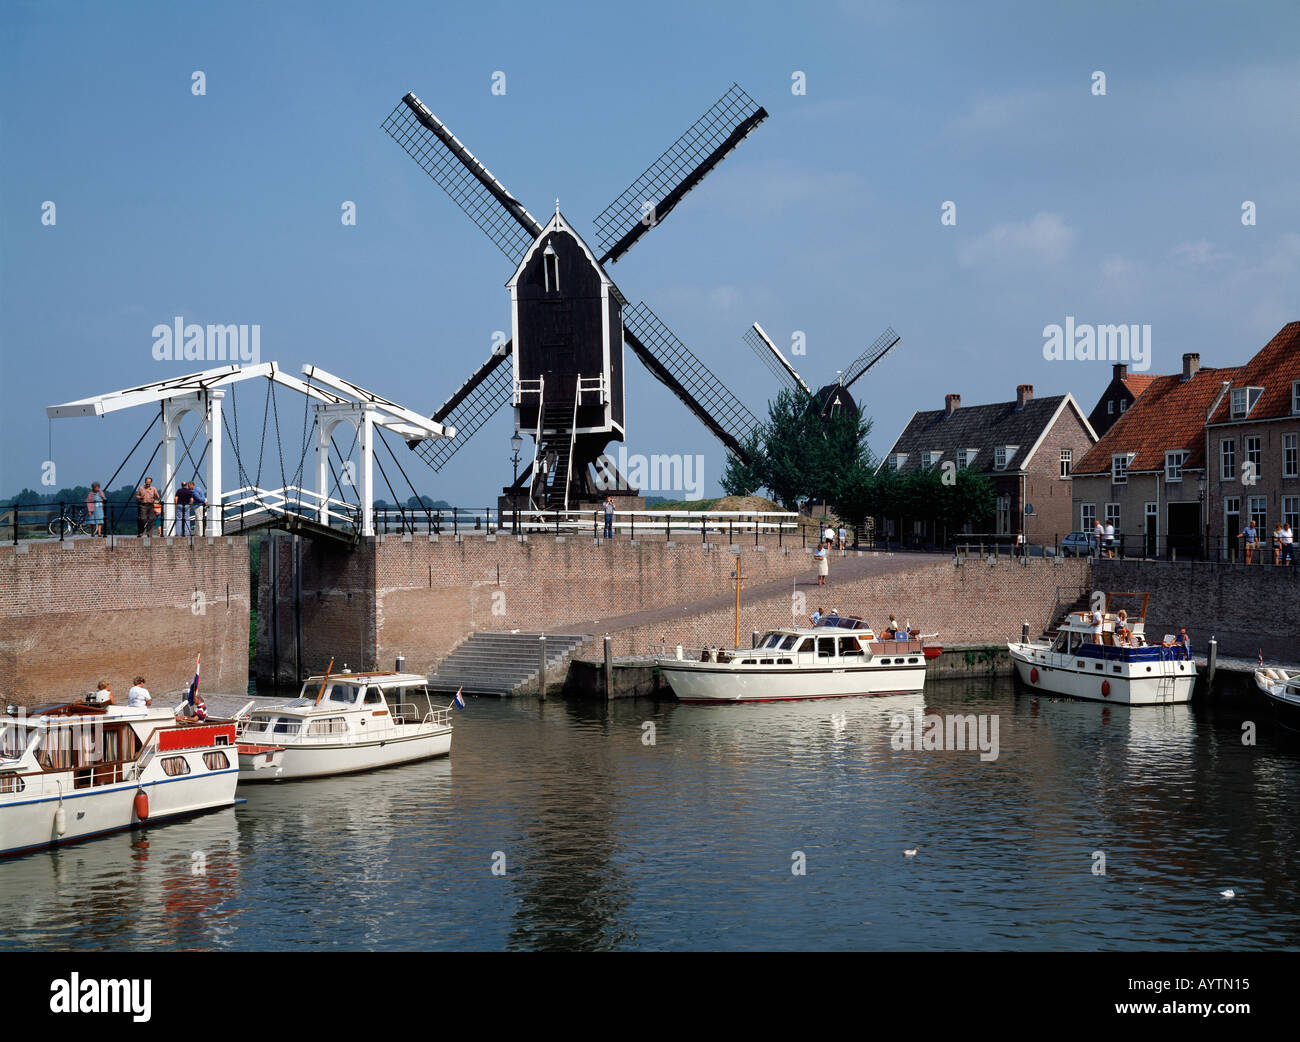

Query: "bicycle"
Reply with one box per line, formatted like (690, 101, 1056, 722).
(48, 507, 92, 537)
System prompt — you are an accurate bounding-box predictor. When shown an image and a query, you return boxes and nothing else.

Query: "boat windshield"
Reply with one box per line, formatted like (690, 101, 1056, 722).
(0, 720, 36, 759)
(327, 684, 361, 705)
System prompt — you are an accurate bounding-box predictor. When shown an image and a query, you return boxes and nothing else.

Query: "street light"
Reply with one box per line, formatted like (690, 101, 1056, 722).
(1197, 473, 1207, 559)
(510, 431, 523, 533)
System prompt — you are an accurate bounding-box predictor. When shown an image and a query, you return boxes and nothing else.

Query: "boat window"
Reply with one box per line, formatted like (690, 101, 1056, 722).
(780, 635, 799, 651)
(328, 685, 359, 705)
(909, 657, 920, 664)
(840, 637, 863, 657)
(246, 715, 273, 732)
(203, 751, 230, 770)
(308, 717, 348, 735)
(795, 638, 813, 653)
(0, 774, 24, 793)
(160, 755, 191, 777)
(760, 634, 779, 649)
(777, 658, 792, 665)
(0, 724, 30, 759)
(880, 658, 891, 665)
(273, 718, 302, 735)
(817, 638, 836, 658)
(363, 687, 385, 705)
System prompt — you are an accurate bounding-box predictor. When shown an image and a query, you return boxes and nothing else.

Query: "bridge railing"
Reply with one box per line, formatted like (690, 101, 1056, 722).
(220, 485, 360, 533)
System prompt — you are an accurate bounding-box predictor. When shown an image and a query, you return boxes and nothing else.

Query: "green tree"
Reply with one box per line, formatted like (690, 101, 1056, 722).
(720, 429, 765, 497)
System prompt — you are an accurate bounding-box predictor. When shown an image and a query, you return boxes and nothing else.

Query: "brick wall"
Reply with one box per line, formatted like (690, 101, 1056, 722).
(1027, 404, 1096, 546)
(0, 536, 250, 706)
(1093, 558, 1299, 660)
(581, 556, 1091, 658)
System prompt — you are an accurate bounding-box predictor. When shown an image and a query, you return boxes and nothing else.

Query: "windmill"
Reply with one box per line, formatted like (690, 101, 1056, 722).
(744, 322, 901, 422)
(382, 85, 769, 511)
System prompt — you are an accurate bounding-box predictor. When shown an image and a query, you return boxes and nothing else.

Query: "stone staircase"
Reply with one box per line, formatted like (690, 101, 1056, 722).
(428, 631, 592, 697)
(1044, 591, 1092, 639)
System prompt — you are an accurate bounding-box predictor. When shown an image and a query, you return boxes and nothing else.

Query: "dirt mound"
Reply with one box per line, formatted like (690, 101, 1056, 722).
(711, 495, 784, 512)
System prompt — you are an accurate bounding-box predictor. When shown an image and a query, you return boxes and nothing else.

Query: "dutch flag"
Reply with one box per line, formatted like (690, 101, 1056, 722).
(453, 687, 466, 710)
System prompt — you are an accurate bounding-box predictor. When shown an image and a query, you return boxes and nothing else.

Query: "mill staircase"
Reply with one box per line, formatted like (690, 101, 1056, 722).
(428, 631, 592, 697)
(539, 403, 574, 509)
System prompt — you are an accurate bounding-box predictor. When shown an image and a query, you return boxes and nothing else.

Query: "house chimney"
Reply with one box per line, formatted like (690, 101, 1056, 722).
(1016, 384, 1033, 408)
(1182, 353, 1200, 381)
(945, 393, 961, 415)
(1113, 362, 1128, 381)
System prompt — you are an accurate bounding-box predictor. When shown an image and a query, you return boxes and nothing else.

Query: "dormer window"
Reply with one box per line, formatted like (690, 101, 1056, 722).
(1111, 453, 1130, 484)
(542, 241, 560, 294)
(962, 448, 978, 468)
(1230, 386, 1263, 419)
(1292, 380, 1299, 415)
(994, 446, 1017, 470)
(923, 451, 942, 467)
(888, 453, 907, 471)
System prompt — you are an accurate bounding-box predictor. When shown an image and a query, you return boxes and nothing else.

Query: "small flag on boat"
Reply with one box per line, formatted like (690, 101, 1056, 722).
(1259, 649, 1264, 666)
(453, 687, 466, 710)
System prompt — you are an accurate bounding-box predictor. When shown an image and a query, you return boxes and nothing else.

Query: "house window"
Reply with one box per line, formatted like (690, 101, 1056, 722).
(888, 453, 907, 471)
(1293, 381, 1300, 415)
(1111, 454, 1129, 484)
(1081, 504, 1096, 531)
(1246, 436, 1262, 476)
(1107, 400, 1114, 415)
(1284, 433, 1298, 478)
(1221, 438, 1236, 480)
(1165, 451, 1187, 481)
(1105, 503, 1121, 529)
(996, 495, 1010, 535)
(1231, 386, 1263, 419)
(1284, 496, 1299, 533)
(1119, 399, 1127, 412)
(923, 451, 942, 467)
(1060, 449, 1072, 478)
(1249, 495, 1267, 530)
(994, 446, 1007, 469)
(962, 448, 978, 467)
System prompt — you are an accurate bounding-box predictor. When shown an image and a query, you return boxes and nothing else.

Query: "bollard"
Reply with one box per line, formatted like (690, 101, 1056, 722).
(752, 630, 760, 649)
(1021, 622, 1030, 644)
(395, 653, 405, 672)
(538, 635, 547, 701)
(676, 644, 683, 660)
(603, 635, 614, 701)
(1206, 636, 1217, 691)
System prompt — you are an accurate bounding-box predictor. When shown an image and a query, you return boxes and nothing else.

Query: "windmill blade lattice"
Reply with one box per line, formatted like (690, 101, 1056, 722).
(383, 93, 542, 267)
(744, 325, 805, 394)
(840, 327, 901, 389)
(593, 84, 768, 265)
(410, 347, 514, 472)
(623, 302, 760, 459)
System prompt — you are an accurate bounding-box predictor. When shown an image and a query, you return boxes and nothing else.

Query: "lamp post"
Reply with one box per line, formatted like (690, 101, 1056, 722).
(510, 430, 523, 534)
(1197, 474, 1206, 560)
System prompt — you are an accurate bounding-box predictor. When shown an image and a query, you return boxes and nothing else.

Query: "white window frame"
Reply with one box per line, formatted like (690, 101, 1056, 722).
(1293, 381, 1300, 415)
(1060, 448, 1072, 478)
(1284, 433, 1298, 479)
(1111, 453, 1129, 484)
(889, 453, 907, 471)
(994, 446, 1007, 470)
(1246, 435, 1262, 474)
(1105, 503, 1121, 529)
(1165, 450, 1187, 482)
(1221, 438, 1236, 480)
(1081, 503, 1096, 531)
(1283, 496, 1299, 531)
(1119, 398, 1127, 412)
(923, 450, 942, 467)
(962, 448, 978, 468)
(995, 494, 1011, 535)
(1107, 400, 1114, 415)
(1248, 495, 1267, 529)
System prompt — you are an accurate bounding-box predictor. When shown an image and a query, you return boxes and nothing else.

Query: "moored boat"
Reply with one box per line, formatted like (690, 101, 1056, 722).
(1008, 592, 1195, 705)
(657, 614, 936, 704)
(1254, 666, 1300, 734)
(234, 671, 452, 781)
(0, 697, 239, 857)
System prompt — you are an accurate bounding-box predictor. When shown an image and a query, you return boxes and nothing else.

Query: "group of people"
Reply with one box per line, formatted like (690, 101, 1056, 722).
(89, 674, 207, 721)
(1091, 520, 1118, 558)
(132, 477, 208, 536)
(1237, 520, 1295, 566)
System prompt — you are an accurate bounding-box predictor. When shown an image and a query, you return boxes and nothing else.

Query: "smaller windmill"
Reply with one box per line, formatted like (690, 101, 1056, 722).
(744, 323, 901, 420)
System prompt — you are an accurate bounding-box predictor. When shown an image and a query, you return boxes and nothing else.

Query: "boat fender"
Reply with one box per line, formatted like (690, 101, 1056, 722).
(134, 787, 149, 822)
(1029, 667, 1039, 685)
(54, 801, 67, 837)
(1101, 680, 1111, 698)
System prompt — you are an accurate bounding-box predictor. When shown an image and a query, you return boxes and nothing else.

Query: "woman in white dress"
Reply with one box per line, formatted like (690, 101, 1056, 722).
(814, 541, 829, 586)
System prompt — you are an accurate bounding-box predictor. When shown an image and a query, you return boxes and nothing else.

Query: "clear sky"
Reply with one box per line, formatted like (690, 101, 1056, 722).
(2, 0, 1297, 504)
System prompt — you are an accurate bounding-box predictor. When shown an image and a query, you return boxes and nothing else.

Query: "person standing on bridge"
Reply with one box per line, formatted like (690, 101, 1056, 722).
(135, 478, 160, 536)
(174, 481, 194, 536)
(603, 495, 614, 539)
(85, 482, 105, 537)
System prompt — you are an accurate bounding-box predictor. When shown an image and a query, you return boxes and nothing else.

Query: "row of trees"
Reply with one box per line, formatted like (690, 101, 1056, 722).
(720, 389, 996, 540)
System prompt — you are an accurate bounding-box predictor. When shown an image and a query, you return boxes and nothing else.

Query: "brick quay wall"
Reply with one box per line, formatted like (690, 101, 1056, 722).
(0, 536, 250, 706)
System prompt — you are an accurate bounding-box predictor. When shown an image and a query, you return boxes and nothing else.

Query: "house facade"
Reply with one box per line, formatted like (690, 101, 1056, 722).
(879, 384, 1097, 547)
(1087, 362, 1162, 438)
(1070, 323, 1300, 558)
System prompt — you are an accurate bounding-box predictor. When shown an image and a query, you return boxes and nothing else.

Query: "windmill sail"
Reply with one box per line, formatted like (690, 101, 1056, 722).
(593, 84, 768, 265)
(745, 323, 811, 395)
(383, 93, 543, 267)
(840, 327, 901, 389)
(409, 345, 514, 472)
(623, 303, 759, 462)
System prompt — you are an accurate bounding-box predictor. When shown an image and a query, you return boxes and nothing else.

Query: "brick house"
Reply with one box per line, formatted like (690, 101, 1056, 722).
(1070, 322, 1300, 559)
(1087, 362, 1163, 438)
(878, 385, 1097, 547)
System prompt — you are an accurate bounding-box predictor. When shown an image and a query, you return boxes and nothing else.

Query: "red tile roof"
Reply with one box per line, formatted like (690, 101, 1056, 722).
(1206, 321, 1300, 425)
(1073, 365, 1244, 475)
(1121, 373, 1161, 399)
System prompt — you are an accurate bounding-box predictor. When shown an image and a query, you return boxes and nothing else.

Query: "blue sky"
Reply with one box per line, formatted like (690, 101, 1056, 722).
(2, 0, 1297, 504)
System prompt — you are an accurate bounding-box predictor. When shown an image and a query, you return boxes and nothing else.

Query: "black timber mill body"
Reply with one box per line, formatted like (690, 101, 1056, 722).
(382, 85, 775, 512)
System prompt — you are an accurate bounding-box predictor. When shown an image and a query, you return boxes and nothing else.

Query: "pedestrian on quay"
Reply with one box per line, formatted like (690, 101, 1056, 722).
(189, 482, 207, 536)
(814, 541, 829, 586)
(1104, 521, 1116, 558)
(1015, 530, 1025, 558)
(175, 481, 194, 536)
(837, 524, 847, 549)
(136, 477, 160, 536)
(1272, 521, 1284, 566)
(603, 495, 614, 539)
(127, 675, 152, 708)
(1093, 520, 1104, 559)
(1281, 521, 1294, 567)
(1239, 519, 1259, 565)
(85, 482, 105, 537)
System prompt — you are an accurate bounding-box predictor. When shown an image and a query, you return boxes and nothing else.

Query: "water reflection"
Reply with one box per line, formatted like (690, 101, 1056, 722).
(1, 677, 1298, 951)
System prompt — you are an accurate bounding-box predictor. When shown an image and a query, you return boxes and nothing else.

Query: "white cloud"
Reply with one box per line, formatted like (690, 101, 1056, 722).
(958, 212, 1076, 268)
(1169, 239, 1230, 270)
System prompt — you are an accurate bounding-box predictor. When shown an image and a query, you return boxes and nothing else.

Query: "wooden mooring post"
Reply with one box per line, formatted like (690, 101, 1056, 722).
(538, 635, 547, 701)
(603, 635, 614, 701)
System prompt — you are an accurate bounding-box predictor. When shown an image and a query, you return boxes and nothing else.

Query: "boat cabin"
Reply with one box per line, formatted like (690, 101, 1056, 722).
(239, 672, 436, 743)
(718, 617, 926, 669)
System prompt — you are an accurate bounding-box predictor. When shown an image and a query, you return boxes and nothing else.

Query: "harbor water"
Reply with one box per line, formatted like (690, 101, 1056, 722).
(2, 676, 1298, 951)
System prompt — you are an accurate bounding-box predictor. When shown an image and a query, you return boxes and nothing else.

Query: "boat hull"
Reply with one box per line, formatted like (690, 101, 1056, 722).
(658, 661, 926, 704)
(1255, 670, 1300, 733)
(0, 770, 239, 858)
(238, 727, 451, 782)
(1009, 642, 1196, 705)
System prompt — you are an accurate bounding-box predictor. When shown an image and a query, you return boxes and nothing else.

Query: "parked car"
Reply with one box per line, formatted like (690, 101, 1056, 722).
(1059, 531, 1096, 557)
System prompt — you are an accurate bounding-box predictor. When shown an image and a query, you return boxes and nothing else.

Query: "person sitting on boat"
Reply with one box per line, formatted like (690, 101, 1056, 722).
(882, 613, 900, 639)
(1114, 610, 1132, 646)
(177, 692, 207, 723)
(89, 680, 114, 706)
(810, 607, 824, 625)
(127, 676, 152, 708)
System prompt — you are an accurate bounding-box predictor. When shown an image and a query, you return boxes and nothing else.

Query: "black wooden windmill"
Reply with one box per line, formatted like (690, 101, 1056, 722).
(382, 85, 769, 510)
(743, 322, 901, 421)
